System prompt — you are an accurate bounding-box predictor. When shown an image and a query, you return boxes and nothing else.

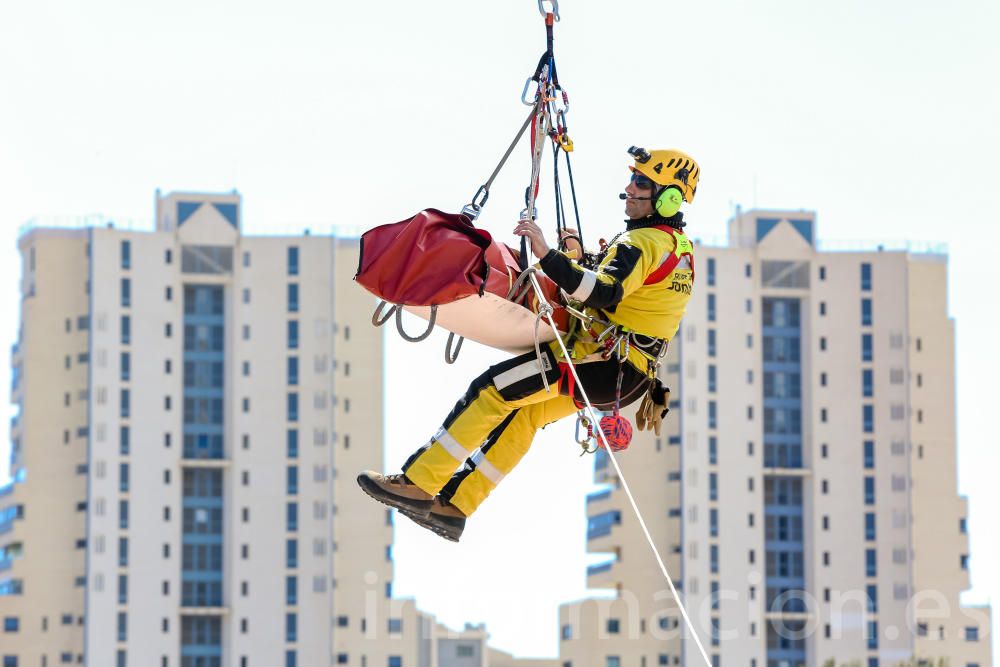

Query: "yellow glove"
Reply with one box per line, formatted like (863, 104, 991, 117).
(635, 380, 671, 436)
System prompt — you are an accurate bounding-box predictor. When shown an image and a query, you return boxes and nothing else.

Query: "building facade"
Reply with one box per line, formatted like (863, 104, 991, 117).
(559, 210, 992, 667)
(0, 192, 523, 667)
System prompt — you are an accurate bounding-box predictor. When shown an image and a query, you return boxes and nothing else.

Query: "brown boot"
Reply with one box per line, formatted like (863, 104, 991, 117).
(400, 497, 466, 543)
(357, 471, 433, 513)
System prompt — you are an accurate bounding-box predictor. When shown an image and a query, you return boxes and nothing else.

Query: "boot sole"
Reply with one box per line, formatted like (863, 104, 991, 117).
(399, 509, 464, 543)
(356, 474, 433, 514)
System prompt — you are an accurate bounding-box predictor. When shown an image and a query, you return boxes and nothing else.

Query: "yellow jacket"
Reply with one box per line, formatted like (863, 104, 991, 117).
(538, 219, 695, 350)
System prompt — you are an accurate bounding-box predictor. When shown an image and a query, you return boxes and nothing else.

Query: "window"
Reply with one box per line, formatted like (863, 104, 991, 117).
(286, 539, 298, 568)
(388, 658, 403, 667)
(286, 651, 296, 667)
(707, 293, 716, 322)
(709, 544, 719, 573)
(388, 618, 403, 633)
(288, 320, 299, 349)
(120, 351, 131, 382)
(286, 576, 297, 605)
(864, 441, 875, 469)
(288, 357, 299, 385)
(706, 258, 716, 286)
(707, 329, 716, 357)
(288, 283, 300, 312)
(866, 548, 877, 577)
(708, 401, 717, 429)
(819, 301, 826, 316)
(119, 537, 128, 566)
(863, 405, 874, 433)
(709, 508, 718, 537)
(707, 365, 717, 393)
(117, 611, 127, 641)
(119, 500, 129, 529)
(708, 436, 717, 465)
(121, 278, 131, 308)
(865, 512, 876, 540)
(867, 620, 878, 650)
(287, 429, 299, 458)
(862, 369, 873, 397)
(288, 246, 300, 275)
(2, 617, 18, 632)
(121, 315, 131, 345)
(709, 472, 718, 501)
(861, 298, 873, 326)
(861, 262, 872, 291)
(121, 240, 131, 269)
(965, 627, 979, 641)
(120, 463, 129, 493)
(867, 584, 878, 612)
(864, 476, 876, 505)
(287, 467, 299, 495)
(287, 393, 299, 422)
(606, 658, 621, 667)
(862, 333, 873, 361)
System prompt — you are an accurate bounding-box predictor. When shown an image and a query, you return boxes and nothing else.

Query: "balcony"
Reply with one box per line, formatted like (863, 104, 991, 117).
(586, 558, 616, 577)
(587, 510, 622, 541)
(586, 489, 612, 505)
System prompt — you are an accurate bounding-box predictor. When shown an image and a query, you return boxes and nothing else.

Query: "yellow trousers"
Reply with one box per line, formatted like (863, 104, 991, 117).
(402, 342, 648, 517)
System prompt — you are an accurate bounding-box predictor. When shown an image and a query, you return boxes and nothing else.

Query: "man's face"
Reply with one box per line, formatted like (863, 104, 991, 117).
(624, 171, 655, 219)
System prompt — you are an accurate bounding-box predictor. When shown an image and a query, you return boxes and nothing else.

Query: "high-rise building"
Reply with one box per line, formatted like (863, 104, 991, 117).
(0, 191, 535, 667)
(559, 210, 992, 667)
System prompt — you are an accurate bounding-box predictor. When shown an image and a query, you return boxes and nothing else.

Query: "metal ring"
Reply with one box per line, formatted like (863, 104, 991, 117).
(537, 0, 560, 20)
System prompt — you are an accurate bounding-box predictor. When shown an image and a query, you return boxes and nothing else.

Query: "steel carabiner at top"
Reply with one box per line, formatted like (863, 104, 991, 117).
(537, 0, 560, 21)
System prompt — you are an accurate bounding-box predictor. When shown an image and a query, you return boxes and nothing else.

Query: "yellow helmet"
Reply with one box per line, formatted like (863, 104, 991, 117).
(628, 146, 700, 205)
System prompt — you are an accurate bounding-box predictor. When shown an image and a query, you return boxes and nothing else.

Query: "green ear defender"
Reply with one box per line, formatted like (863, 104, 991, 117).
(655, 186, 683, 218)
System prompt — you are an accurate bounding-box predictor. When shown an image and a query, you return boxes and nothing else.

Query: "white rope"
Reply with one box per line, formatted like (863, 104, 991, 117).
(527, 272, 713, 667)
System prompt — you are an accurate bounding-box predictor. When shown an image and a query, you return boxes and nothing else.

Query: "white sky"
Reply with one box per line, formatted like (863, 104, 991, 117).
(1, 0, 998, 659)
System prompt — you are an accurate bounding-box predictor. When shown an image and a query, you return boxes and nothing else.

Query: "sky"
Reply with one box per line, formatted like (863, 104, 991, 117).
(1, 0, 999, 659)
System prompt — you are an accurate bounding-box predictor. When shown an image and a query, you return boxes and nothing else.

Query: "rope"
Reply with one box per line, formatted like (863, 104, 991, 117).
(445, 333, 464, 364)
(525, 273, 713, 667)
(562, 148, 584, 250)
(520, 97, 549, 270)
(462, 107, 539, 220)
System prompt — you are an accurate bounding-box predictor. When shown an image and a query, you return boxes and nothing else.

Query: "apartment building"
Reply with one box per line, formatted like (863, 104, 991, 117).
(559, 210, 992, 667)
(0, 191, 525, 667)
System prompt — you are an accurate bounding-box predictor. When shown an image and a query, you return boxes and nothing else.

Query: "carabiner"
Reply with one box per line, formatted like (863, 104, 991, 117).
(538, 0, 560, 21)
(521, 77, 540, 106)
(460, 185, 490, 221)
(558, 133, 574, 153)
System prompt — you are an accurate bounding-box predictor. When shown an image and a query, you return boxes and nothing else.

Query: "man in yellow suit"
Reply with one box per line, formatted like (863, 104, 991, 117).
(358, 147, 700, 542)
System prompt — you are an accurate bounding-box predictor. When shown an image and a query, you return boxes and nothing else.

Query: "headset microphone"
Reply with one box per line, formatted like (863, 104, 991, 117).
(620, 193, 653, 200)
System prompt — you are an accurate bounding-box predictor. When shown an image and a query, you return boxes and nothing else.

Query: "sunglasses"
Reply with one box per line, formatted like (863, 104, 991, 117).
(630, 172, 655, 190)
